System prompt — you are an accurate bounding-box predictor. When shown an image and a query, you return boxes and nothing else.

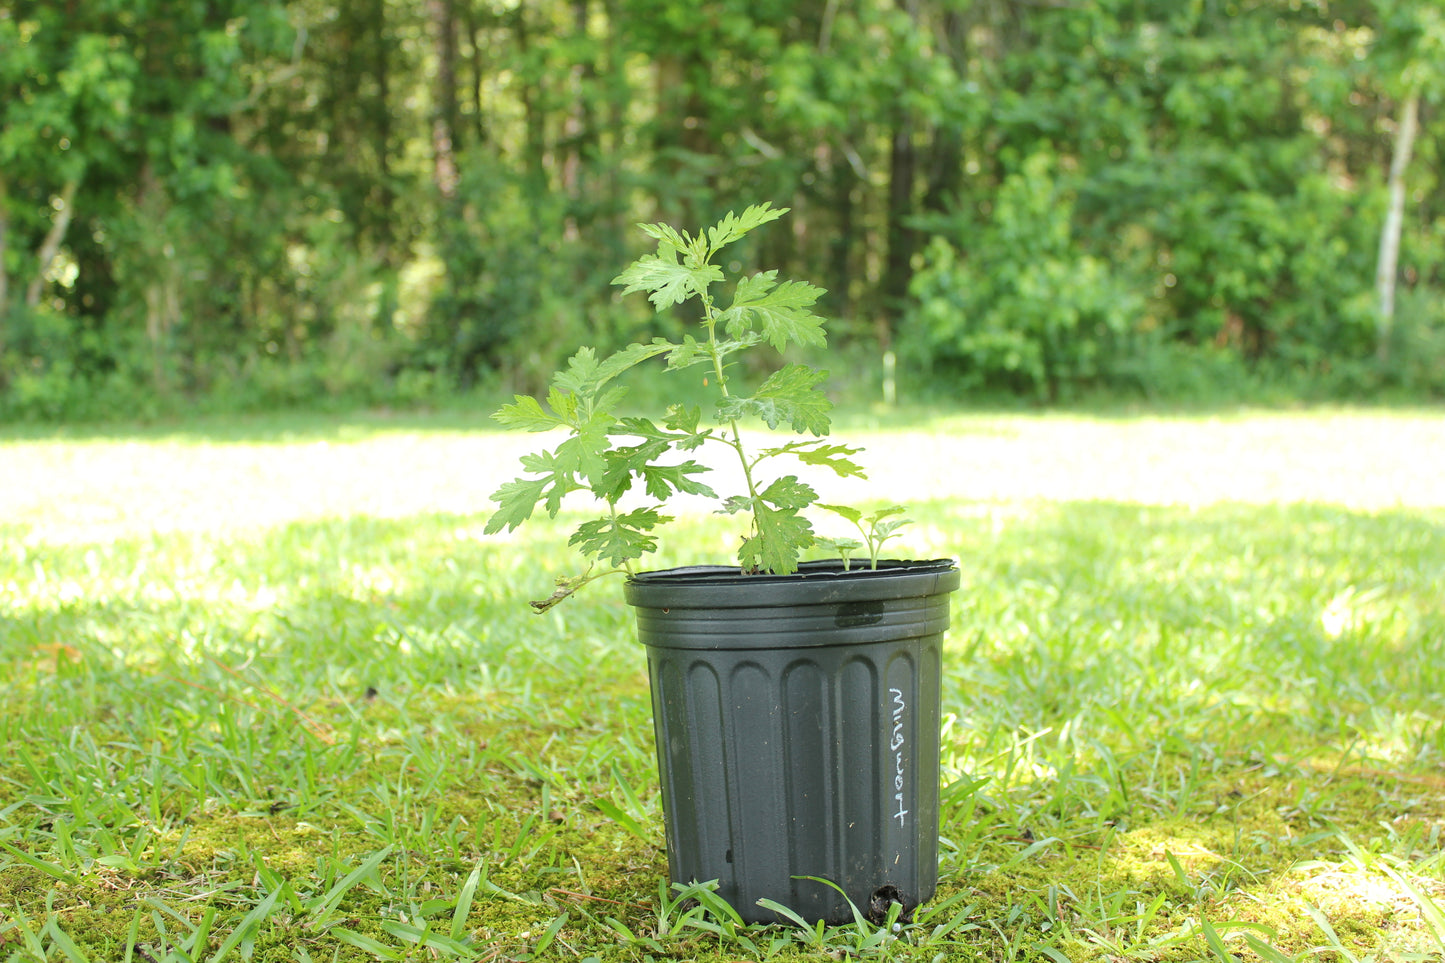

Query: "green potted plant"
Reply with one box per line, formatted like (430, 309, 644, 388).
(484, 203, 960, 925)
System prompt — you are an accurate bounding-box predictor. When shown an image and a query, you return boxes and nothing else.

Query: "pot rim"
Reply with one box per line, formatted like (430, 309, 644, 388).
(628, 557, 957, 585)
(624, 557, 960, 611)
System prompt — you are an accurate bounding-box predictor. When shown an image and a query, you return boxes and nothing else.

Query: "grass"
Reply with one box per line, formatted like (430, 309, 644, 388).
(2, 405, 1443, 961)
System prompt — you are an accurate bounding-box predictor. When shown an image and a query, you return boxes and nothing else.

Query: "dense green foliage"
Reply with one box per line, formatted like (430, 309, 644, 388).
(2, 1, 1443, 420)
(3, 411, 1444, 959)
(487, 204, 876, 603)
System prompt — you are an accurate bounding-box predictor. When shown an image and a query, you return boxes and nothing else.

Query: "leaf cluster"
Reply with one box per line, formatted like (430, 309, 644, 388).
(485, 203, 885, 608)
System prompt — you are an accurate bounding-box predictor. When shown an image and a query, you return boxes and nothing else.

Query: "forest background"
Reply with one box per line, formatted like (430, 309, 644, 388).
(2, 0, 1443, 423)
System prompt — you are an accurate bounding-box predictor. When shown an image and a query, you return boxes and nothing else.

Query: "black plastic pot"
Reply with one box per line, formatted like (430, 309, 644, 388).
(624, 558, 960, 925)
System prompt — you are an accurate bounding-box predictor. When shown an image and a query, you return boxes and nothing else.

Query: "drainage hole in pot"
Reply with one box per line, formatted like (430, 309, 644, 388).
(867, 884, 913, 925)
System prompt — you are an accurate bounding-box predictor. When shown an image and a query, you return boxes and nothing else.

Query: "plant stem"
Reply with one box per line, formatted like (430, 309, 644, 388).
(699, 288, 763, 511)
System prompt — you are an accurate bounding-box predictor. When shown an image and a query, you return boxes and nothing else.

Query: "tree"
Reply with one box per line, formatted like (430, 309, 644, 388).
(1369, 1, 1444, 362)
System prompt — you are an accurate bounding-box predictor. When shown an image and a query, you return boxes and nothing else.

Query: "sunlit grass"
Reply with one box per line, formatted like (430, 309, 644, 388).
(4, 407, 1442, 543)
(1, 407, 1443, 961)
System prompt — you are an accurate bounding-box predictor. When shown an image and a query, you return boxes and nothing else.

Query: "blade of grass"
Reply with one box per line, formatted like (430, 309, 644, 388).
(206, 886, 280, 963)
(531, 912, 569, 956)
(0, 841, 80, 885)
(41, 921, 92, 963)
(753, 897, 826, 947)
(332, 928, 402, 960)
(379, 919, 476, 954)
(3, 905, 46, 958)
(592, 798, 648, 843)
(1244, 933, 1304, 963)
(306, 846, 393, 926)
(1302, 903, 1360, 963)
(449, 864, 482, 942)
(123, 908, 142, 963)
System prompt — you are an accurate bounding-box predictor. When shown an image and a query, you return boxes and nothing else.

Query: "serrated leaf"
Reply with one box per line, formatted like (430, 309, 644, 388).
(593, 438, 670, 502)
(758, 474, 817, 510)
(551, 347, 602, 398)
(706, 203, 789, 251)
(641, 462, 716, 501)
(663, 334, 711, 370)
(518, 449, 562, 476)
(873, 516, 911, 537)
(591, 428, 712, 503)
(544, 384, 581, 424)
(612, 254, 723, 311)
(818, 503, 863, 524)
(715, 335, 766, 359)
(663, 404, 702, 434)
(638, 221, 691, 252)
(491, 395, 562, 432)
(717, 364, 833, 435)
(550, 344, 667, 408)
(569, 508, 671, 567)
(720, 274, 827, 352)
(718, 494, 753, 515)
(551, 414, 614, 487)
(737, 503, 814, 574)
(789, 442, 867, 478)
(611, 416, 673, 443)
(594, 340, 676, 386)
(484, 478, 550, 533)
(613, 413, 711, 451)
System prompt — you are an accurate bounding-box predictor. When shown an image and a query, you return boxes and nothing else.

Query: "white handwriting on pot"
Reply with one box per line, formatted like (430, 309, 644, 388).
(889, 687, 908, 825)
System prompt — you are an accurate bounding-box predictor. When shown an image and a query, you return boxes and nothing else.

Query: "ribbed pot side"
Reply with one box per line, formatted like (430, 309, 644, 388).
(624, 559, 960, 925)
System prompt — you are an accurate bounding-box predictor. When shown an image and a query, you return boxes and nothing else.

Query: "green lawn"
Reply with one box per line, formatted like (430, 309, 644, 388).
(2, 407, 1443, 961)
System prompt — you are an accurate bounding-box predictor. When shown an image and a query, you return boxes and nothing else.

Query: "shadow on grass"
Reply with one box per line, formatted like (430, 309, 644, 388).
(2, 501, 1443, 958)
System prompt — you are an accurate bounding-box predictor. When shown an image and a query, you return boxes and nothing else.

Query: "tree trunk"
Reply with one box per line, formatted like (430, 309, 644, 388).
(881, 122, 915, 332)
(1375, 87, 1420, 363)
(0, 172, 10, 325)
(881, 0, 922, 340)
(464, 2, 487, 148)
(923, 7, 967, 216)
(373, 0, 395, 251)
(827, 147, 855, 318)
(25, 176, 81, 308)
(562, 0, 594, 238)
(429, 0, 461, 200)
(514, 7, 547, 191)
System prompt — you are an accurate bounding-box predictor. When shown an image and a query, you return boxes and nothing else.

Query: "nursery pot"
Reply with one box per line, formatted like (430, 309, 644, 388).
(624, 558, 960, 925)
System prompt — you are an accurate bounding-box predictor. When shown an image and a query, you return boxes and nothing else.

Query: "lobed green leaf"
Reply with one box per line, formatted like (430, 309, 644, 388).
(550, 347, 601, 399)
(612, 254, 722, 311)
(569, 508, 671, 566)
(737, 502, 814, 574)
(662, 406, 698, 433)
(613, 413, 712, 451)
(720, 272, 827, 352)
(818, 503, 863, 524)
(706, 203, 789, 251)
(593, 438, 671, 502)
(491, 395, 561, 432)
(544, 384, 581, 424)
(593, 339, 676, 386)
(551, 343, 670, 407)
(483, 477, 550, 533)
(717, 364, 833, 435)
(758, 474, 817, 510)
(641, 462, 716, 501)
(637, 221, 690, 252)
(662, 334, 711, 371)
(774, 441, 867, 478)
